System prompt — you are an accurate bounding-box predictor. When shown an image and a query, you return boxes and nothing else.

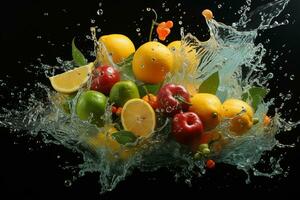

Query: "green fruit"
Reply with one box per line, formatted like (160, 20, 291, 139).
(76, 90, 107, 125)
(109, 80, 140, 106)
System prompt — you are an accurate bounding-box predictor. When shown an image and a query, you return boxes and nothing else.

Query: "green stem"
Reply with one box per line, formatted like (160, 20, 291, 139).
(148, 9, 158, 41)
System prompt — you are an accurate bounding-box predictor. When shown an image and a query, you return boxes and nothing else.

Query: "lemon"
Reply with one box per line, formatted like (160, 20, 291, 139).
(87, 127, 135, 160)
(121, 98, 156, 137)
(49, 63, 93, 94)
(98, 34, 135, 65)
(222, 99, 254, 135)
(132, 41, 173, 84)
(189, 93, 223, 131)
(167, 40, 200, 74)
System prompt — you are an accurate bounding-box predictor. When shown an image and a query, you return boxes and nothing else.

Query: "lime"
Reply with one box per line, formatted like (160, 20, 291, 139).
(76, 90, 107, 126)
(109, 80, 140, 106)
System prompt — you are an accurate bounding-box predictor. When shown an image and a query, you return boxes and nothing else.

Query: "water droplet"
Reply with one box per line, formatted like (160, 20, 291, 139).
(289, 74, 295, 80)
(97, 28, 101, 33)
(36, 35, 42, 39)
(64, 180, 72, 187)
(146, 7, 151, 12)
(97, 9, 103, 16)
(136, 28, 140, 32)
(165, 8, 170, 12)
(43, 12, 49, 16)
(91, 19, 96, 24)
(178, 21, 183, 25)
(218, 4, 222, 9)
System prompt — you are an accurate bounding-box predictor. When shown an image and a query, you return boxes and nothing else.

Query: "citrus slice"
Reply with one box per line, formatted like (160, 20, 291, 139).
(121, 98, 156, 137)
(49, 63, 94, 93)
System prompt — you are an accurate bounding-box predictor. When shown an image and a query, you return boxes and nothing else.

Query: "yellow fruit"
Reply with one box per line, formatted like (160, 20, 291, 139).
(49, 63, 93, 94)
(167, 40, 200, 74)
(98, 34, 135, 65)
(121, 98, 156, 137)
(132, 41, 173, 84)
(189, 93, 223, 131)
(222, 99, 254, 135)
(87, 127, 135, 160)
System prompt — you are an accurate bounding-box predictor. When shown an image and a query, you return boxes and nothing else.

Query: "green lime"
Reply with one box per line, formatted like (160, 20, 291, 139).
(109, 80, 140, 106)
(76, 90, 107, 126)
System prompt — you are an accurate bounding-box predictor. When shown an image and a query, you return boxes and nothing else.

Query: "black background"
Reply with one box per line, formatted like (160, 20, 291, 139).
(0, 0, 300, 199)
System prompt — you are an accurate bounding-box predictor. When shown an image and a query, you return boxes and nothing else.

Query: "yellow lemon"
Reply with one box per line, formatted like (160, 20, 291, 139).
(189, 93, 223, 131)
(98, 34, 135, 65)
(132, 41, 173, 84)
(167, 40, 200, 74)
(222, 99, 254, 135)
(49, 63, 93, 94)
(121, 98, 156, 137)
(87, 127, 135, 160)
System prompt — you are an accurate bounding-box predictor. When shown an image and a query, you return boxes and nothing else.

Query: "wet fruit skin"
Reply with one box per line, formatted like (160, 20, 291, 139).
(132, 41, 173, 84)
(222, 99, 254, 135)
(189, 93, 223, 131)
(172, 112, 204, 145)
(157, 83, 190, 116)
(76, 90, 107, 126)
(109, 80, 140, 107)
(98, 34, 135, 65)
(90, 65, 120, 95)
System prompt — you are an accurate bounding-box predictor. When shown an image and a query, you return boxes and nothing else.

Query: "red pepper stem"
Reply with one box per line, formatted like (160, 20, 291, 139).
(175, 95, 192, 106)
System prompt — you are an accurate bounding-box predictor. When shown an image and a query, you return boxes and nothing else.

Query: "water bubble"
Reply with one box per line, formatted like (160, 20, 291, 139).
(162, 2, 166, 8)
(98, 2, 102, 7)
(178, 21, 183, 25)
(146, 7, 151, 11)
(136, 28, 140, 32)
(76, 23, 81, 26)
(91, 19, 96, 24)
(218, 4, 222, 9)
(97, 28, 101, 33)
(165, 8, 170, 12)
(289, 74, 295, 80)
(97, 9, 103, 16)
(64, 180, 72, 187)
(36, 35, 42, 39)
(43, 12, 49, 16)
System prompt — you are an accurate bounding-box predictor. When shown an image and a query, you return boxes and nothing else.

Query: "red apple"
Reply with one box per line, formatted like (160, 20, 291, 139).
(172, 112, 204, 145)
(91, 65, 120, 95)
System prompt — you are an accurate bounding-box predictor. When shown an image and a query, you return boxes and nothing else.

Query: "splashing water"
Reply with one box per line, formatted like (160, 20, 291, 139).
(0, 0, 299, 193)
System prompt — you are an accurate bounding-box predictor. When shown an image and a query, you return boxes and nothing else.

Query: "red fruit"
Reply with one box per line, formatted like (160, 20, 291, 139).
(172, 112, 204, 145)
(157, 83, 190, 116)
(206, 159, 215, 169)
(91, 65, 120, 95)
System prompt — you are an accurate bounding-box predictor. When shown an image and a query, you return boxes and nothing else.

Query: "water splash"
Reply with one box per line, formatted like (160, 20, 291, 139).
(0, 0, 298, 193)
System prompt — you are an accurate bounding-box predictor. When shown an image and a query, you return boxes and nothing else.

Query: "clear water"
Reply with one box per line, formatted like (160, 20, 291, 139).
(0, 0, 299, 193)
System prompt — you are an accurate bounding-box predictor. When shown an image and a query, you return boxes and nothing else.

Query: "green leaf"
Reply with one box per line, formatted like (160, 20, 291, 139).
(118, 53, 136, 81)
(242, 87, 268, 111)
(138, 84, 161, 97)
(111, 130, 137, 145)
(72, 38, 88, 66)
(198, 71, 219, 94)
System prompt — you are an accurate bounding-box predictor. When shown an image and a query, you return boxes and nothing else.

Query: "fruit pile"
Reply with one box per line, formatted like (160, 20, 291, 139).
(49, 16, 271, 167)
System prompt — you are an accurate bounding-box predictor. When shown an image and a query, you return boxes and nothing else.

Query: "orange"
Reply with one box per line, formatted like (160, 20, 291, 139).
(98, 34, 135, 65)
(49, 63, 93, 94)
(132, 41, 173, 84)
(222, 99, 254, 135)
(142, 93, 158, 109)
(167, 40, 200, 74)
(189, 93, 223, 131)
(121, 98, 156, 138)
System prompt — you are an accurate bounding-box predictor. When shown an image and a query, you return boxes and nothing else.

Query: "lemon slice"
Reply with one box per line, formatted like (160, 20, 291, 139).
(49, 63, 94, 93)
(121, 98, 156, 137)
